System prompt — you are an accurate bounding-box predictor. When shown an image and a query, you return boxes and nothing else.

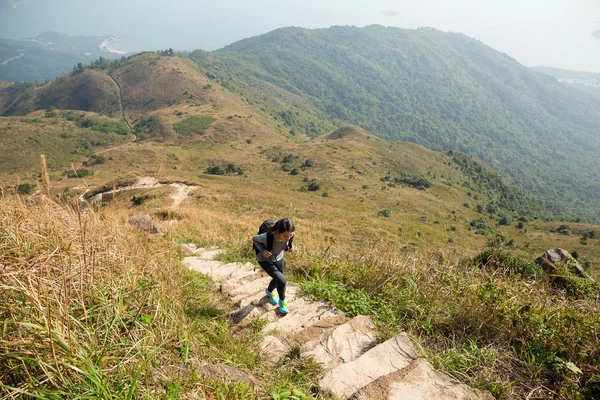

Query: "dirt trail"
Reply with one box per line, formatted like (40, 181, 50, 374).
(106, 73, 133, 133)
(81, 176, 198, 209)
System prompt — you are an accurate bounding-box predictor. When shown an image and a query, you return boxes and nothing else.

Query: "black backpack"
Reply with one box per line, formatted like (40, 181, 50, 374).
(253, 219, 294, 254)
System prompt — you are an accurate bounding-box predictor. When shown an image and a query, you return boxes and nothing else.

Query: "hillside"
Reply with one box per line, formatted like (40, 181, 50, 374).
(2, 49, 600, 397)
(191, 25, 600, 223)
(534, 66, 600, 98)
(0, 32, 128, 82)
(2, 69, 121, 116)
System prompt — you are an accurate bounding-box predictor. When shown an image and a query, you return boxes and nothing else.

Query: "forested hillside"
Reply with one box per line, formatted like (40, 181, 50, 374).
(191, 25, 600, 223)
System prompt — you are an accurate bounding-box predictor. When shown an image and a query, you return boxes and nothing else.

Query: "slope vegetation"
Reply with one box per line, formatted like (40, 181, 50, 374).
(192, 25, 600, 223)
(3, 69, 120, 116)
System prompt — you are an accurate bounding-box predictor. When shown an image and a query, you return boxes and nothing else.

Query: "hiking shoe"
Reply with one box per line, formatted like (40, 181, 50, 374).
(278, 299, 289, 314)
(266, 288, 278, 305)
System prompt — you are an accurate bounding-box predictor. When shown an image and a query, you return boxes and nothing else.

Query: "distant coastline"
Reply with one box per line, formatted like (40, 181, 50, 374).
(99, 36, 128, 55)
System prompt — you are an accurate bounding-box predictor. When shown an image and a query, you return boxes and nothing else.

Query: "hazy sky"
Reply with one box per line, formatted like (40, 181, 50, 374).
(1, 0, 599, 72)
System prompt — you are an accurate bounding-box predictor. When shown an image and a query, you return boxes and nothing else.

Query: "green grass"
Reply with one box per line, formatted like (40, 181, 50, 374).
(292, 248, 600, 399)
(173, 115, 215, 135)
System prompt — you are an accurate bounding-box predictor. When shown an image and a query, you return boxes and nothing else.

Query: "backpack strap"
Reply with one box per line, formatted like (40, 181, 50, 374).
(286, 235, 294, 251)
(266, 230, 274, 252)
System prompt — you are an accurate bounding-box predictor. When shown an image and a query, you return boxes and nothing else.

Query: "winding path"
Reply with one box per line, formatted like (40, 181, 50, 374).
(106, 72, 133, 133)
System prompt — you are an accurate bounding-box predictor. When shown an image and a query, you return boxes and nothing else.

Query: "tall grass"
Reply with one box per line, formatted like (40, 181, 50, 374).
(0, 195, 192, 398)
(0, 195, 332, 399)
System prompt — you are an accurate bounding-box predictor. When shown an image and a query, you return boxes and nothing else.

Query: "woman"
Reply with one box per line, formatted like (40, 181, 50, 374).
(252, 218, 295, 314)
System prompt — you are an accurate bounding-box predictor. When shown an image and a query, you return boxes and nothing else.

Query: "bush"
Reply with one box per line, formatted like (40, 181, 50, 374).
(16, 183, 36, 194)
(90, 155, 106, 165)
(66, 169, 93, 178)
(304, 159, 314, 168)
(307, 180, 321, 191)
(556, 225, 572, 236)
(290, 168, 300, 175)
(45, 106, 58, 118)
(378, 209, 392, 218)
(205, 166, 225, 175)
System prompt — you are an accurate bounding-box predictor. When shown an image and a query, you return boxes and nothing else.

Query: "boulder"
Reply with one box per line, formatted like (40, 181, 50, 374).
(535, 248, 588, 278)
(128, 215, 161, 234)
(535, 248, 598, 299)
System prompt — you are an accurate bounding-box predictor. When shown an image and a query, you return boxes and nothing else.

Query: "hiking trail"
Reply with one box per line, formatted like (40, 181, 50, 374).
(182, 246, 494, 400)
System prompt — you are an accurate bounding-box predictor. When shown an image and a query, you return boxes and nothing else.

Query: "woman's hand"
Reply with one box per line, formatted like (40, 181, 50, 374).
(263, 250, 272, 258)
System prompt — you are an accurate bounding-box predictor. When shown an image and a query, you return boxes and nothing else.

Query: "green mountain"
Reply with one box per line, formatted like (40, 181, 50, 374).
(534, 66, 600, 98)
(190, 25, 600, 223)
(0, 32, 129, 82)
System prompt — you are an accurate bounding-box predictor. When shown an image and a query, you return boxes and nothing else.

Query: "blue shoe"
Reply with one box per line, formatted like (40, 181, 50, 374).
(278, 299, 289, 314)
(266, 288, 278, 305)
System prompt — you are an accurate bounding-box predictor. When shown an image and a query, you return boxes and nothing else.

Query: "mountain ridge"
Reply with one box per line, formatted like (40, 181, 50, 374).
(192, 25, 600, 223)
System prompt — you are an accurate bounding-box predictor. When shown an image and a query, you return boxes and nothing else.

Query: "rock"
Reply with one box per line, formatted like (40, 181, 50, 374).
(180, 243, 197, 256)
(535, 248, 588, 278)
(153, 361, 262, 390)
(88, 193, 102, 205)
(319, 333, 417, 399)
(261, 299, 345, 337)
(182, 259, 223, 275)
(350, 358, 494, 400)
(260, 335, 288, 364)
(301, 315, 377, 369)
(128, 215, 161, 234)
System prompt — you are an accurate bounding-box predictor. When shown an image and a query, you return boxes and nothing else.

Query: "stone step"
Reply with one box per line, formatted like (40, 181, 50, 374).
(194, 248, 225, 260)
(237, 283, 300, 309)
(349, 358, 494, 400)
(319, 333, 418, 399)
(183, 259, 223, 275)
(207, 262, 247, 281)
(261, 300, 345, 337)
(229, 276, 274, 303)
(300, 315, 377, 369)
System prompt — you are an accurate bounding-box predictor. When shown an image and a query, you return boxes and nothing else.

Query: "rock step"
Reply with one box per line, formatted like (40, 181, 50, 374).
(349, 358, 494, 400)
(300, 315, 378, 369)
(319, 333, 417, 399)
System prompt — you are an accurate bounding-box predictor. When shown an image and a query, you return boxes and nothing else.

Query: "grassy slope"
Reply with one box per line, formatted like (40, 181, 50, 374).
(3, 69, 121, 116)
(195, 25, 600, 223)
(1, 55, 600, 398)
(0, 111, 131, 181)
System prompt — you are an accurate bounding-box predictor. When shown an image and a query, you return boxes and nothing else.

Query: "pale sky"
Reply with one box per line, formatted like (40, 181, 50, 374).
(1, 0, 599, 72)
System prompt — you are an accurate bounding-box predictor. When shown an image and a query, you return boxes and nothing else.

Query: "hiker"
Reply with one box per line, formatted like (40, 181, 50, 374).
(252, 218, 295, 314)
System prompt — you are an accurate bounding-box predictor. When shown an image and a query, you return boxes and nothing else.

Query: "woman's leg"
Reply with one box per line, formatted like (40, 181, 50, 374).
(259, 260, 287, 300)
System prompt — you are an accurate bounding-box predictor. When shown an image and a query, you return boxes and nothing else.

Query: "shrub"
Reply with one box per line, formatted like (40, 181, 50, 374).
(66, 169, 93, 178)
(556, 225, 572, 236)
(378, 209, 392, 218)
(307, 180, 321, 191)
(45, 106, 58, 118)
(205, 166, 225, 175)
(290, 168, 300, 175)
(16, 183, 36, 194)
(90, 155, 106, 165)
(304, 159, 314, 168)
(282, 154, 295, 164)
(322, 191, 329, 197)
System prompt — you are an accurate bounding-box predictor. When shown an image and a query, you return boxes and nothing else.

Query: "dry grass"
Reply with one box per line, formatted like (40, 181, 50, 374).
(0, 194, 188, 397)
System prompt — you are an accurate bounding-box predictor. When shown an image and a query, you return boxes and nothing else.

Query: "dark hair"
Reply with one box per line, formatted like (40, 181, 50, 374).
(276, 218, 295, 233)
